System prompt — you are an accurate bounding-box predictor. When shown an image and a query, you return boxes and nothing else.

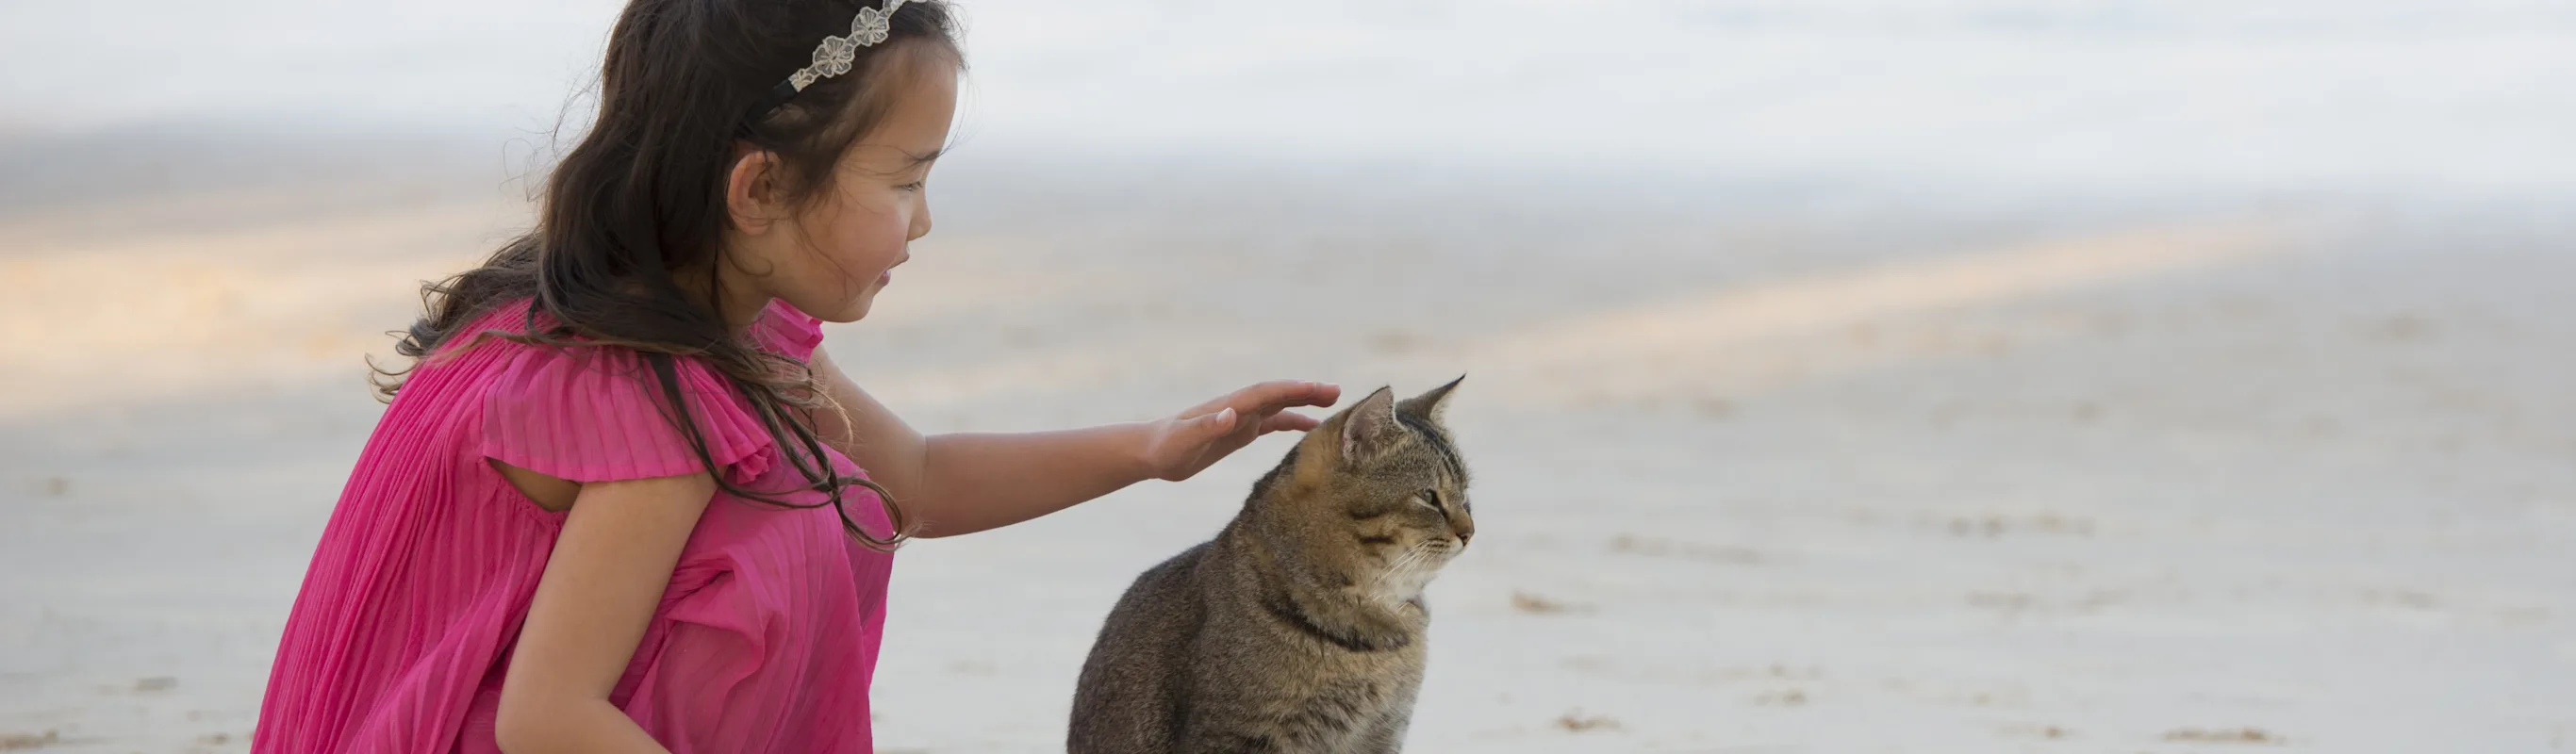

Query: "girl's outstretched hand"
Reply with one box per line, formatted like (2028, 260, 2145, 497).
(1138, 381, 1343, 483)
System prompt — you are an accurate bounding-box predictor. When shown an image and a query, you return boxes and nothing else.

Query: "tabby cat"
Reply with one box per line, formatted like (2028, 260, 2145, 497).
(1069, 379, 1476, 753)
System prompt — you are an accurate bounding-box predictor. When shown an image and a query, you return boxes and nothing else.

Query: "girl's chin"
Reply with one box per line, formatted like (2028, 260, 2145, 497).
(812, 299, 869, 324)
(790, 276, 888, 323)
(822, 289, 880, 323)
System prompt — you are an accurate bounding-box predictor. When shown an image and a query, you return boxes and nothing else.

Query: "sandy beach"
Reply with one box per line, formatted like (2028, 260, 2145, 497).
(7, 1, 2576, 751)
(3, 135, 2570, 752)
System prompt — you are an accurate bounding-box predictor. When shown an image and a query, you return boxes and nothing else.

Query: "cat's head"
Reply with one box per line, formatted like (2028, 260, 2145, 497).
(1250, 377, 1473, 605)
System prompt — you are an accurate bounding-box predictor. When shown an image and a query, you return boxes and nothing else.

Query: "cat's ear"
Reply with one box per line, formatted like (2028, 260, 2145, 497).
(1396, 373, 1464, 424)
(1338, 386, 1403, 467)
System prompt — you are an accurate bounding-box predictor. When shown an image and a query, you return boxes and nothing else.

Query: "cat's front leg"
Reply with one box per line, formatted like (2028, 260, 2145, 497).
(1349, 709, 1412, 753)
(1175, 720, 1291, 754)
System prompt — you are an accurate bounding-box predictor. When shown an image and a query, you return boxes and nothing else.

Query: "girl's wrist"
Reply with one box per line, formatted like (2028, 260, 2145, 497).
(1115, 420, 1166, 484)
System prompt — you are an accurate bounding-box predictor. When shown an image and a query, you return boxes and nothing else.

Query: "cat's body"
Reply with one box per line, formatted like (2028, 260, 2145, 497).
(1071, 381, 1474, 754)
(1072, 537, 1427, 753)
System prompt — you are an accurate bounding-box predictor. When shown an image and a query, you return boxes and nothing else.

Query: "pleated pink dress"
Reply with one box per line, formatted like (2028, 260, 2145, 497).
(253, 298, 895, 753)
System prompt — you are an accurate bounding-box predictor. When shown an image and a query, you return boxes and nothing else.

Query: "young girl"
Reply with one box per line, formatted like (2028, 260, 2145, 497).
(250, 1, 1339, 750)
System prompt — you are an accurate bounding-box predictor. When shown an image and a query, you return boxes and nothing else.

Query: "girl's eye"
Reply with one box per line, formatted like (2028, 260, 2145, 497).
(896, 182, 925, 192)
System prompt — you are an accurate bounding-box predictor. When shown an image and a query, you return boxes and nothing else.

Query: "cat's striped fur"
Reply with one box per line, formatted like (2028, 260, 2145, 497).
(1069, 379, 1474, 753)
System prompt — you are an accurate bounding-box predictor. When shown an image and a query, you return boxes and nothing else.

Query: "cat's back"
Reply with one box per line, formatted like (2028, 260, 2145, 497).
(1090, 541, 1214, 657)
(1069, 541, 1215, 752)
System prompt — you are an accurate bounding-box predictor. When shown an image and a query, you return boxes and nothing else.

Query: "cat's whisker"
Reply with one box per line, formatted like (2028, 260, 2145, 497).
(1379, 542, 1428, 582)
(1369, 548, 1409, 585)
(1368, 541, 1442, 608)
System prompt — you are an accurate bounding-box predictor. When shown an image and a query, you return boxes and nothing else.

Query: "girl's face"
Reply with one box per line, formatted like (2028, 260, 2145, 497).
(724, 57, 958, 326)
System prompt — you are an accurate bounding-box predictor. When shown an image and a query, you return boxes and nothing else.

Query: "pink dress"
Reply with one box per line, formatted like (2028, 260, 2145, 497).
(253, 299, 895, 753)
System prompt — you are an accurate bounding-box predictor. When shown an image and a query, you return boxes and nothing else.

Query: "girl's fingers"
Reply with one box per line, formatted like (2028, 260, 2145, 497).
(1198, 407, 1239, 434)
(1180, 381, 1339, 418)
(1286, 382, 1342, 409)
(1261, 411, 1320, 434)
(1232, 381, 1340, 417)
(1303, 385, 1344, 413)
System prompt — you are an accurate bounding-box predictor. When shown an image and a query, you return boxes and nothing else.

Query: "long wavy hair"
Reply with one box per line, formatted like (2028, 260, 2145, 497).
(372, 0, 962, 550)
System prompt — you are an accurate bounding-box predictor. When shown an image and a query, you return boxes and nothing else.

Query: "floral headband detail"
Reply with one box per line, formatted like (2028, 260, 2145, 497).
(749, 0, 910, 122)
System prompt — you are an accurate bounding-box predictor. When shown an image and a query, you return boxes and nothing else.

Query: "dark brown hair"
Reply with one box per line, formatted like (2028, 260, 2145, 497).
(372, 0, 962, 549)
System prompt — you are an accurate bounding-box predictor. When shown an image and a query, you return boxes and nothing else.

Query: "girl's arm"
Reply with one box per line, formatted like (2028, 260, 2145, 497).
(494, 472, 715, 754)
(806, 350, 1338, 538)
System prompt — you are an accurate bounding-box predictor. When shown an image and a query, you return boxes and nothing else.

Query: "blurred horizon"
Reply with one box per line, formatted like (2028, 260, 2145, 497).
(8, 0, 2574, 205)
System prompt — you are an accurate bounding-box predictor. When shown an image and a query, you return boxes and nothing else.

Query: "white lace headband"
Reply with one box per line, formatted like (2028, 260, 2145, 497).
(751, 0, 911, 121)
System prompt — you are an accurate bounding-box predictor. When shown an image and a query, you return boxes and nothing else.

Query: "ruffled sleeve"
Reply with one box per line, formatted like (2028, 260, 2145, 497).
(751, 299, 825, 363)
(480, 345, 778, 484)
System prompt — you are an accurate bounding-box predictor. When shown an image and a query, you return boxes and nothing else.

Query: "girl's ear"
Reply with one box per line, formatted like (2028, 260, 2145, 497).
(726, 147, 787, 236)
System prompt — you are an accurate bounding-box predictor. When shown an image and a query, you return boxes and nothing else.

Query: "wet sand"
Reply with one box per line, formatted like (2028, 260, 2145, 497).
(2, 140, 2572, 752)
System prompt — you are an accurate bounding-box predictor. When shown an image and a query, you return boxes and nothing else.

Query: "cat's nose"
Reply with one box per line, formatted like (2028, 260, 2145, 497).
(1452, 521, 1475, 547)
